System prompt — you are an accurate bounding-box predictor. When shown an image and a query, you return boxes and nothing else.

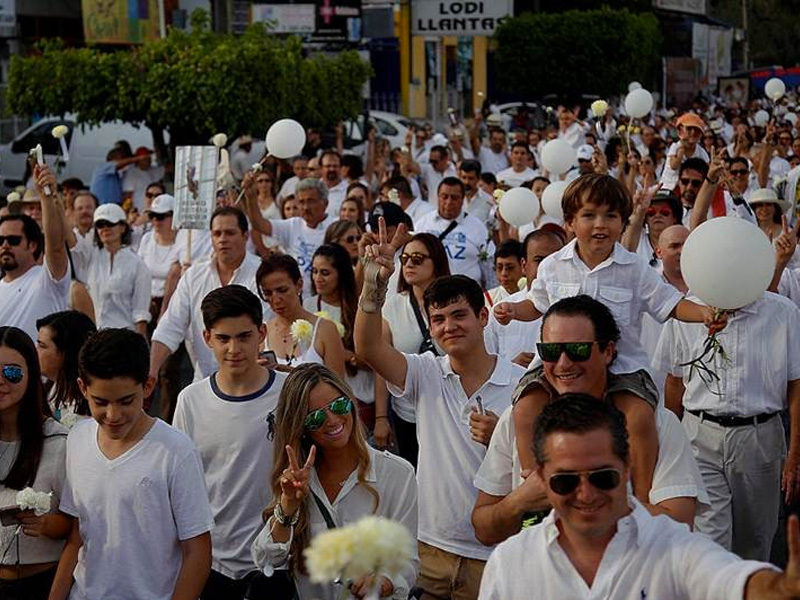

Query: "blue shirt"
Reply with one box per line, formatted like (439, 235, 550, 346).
(90, 161, 122, 205)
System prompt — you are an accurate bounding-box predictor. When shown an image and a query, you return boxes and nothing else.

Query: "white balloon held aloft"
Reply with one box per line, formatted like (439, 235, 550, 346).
(765, 78, 786, 102)
(540, 139, 576, 176)
(265, 119, 306, 159)
(541, 180, 569, 221)
(754, 110, 770, 127)
(625, 88, 653, 119)
(681, 217, 774, 310)
(786, 112, 798, 126)
(628, 81, 642, 92)
(498, 187, 539, 228)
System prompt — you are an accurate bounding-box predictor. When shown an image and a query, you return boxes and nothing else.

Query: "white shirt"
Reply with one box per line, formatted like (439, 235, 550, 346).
(137, 231, 182, 297)
(634, 230, 660, 271)
(558, 122, 586, 149)
(475, 404, 709, 510)
(484, 289, 541, 361)
(464, 188, 496, 227)
(152, 253, 269, 380)
(404, 198, 436, 227)
(269, 215, 336, 288)
(478, 499, 772, 600)
(325, 179, 349, 215)
(122, 164, 165, 212)
(530, 240, 683, 375)
(421, 163, 457, 203)
(0, 263, 69, 343)
(478, 146, 510, 175)
(496, 166, 539, 188)
(681, 194, 757, 227)
(387, 353, 525, 560)
(251, 447, 419, 600)
(71, 242, 152, 329)
(415, 211, 489, 283)
(660, 143, 710, 191)
(173, 370, 286, 579)
(654, 292, 800, 416)
(60, 419, 214, 600)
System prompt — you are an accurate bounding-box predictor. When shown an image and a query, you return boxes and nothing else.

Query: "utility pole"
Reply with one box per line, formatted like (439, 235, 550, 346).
(741, 0, 749, 70)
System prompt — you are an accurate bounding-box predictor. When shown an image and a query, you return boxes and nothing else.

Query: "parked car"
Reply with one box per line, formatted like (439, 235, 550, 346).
(0, 116, 168, 192)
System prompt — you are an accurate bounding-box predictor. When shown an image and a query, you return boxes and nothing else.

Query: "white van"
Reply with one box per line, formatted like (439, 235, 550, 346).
(0, 116, 168, 191)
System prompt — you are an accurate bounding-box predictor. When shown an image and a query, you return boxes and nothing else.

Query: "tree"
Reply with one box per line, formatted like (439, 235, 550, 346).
(7, 10, 372, 161)
(493, 8, 662, 100)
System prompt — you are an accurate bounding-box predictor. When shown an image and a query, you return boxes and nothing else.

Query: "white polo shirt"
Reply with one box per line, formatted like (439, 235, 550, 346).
(478, 499, 772, 600)
(415, 211, 489, 283)
(269, 215, 335, 288)
(388, 352, 525, 560)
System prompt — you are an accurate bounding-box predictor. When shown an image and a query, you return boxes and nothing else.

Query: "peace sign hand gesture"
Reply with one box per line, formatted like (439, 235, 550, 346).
(774, 215, 800, 269)
(279, 444, 316, 516)
(364, 216, 409, 281)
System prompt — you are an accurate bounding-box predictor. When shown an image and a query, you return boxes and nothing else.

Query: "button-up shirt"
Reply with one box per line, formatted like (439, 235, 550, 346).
(479, 499, 773, 600)
(654, 292, 800, 416)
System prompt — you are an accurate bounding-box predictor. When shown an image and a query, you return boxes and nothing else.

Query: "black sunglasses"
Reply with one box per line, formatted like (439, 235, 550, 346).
(549, 468, 622, 495)
(94, 220, 118, 229)
(536, 342, 596, 363)
(0, 235, 23, 247)
(679, 178, 703, 188)
(400, 252, 430, 266)
(1, 365, 24, 384)
(730, 169, 749, 176)
(149, 212, 173, 221)
(343, 234, 361, 244)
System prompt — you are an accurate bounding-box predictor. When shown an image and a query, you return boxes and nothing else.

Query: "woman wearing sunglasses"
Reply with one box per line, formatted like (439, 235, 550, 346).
(0, 326, 71, 599)
(380, 233, 450, 464)
(324, 220, 362, 265)
(67, 203, 151, 334)
(252, 364, 418, 600)
(622, 188, 682, 271)
(257, 254, 345, 377)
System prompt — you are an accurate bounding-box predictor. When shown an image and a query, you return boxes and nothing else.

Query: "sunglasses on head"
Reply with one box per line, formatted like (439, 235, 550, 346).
(646, 206, 672, 218)
(304, 396, 353, 431)
(549, 468, 622, 495)
(536, 342, 596, 363)
(1, 365, 24, 384)
(400, 252, 431, 267)
(94, 220, 118, 229)
(679, 178, 703, 188)
(730, 169, 749, 176)
(0, 235, 23, 247)
(149, 212, 173, 221)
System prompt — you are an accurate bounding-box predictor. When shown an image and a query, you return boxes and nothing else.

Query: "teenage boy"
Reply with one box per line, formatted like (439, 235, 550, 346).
(50, 329, 213, 600)
(486, 239, 525, 306)
(494, 174, 723, 503)
(173, 285, 286, 599)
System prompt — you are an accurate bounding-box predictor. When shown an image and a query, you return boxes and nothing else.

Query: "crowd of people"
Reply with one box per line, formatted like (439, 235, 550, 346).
(4, 88, 800, 599)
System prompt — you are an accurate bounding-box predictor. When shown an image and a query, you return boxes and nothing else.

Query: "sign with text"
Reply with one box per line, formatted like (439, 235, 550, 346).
(251, 4, 316, 33)
(174, 146, 218, 231)
(412, 0, 512, 37)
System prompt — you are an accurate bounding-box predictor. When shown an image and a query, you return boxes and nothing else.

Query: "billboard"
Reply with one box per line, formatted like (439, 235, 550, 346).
(82, 0, 160, 44)
(412, 0, 512, 37)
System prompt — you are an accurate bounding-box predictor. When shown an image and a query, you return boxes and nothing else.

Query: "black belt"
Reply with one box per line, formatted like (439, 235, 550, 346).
(687, 409, 778, 428)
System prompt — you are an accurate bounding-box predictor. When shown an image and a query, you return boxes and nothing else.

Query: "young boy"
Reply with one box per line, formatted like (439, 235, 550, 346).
(494, 174, 721, 502)
(487, 239, 525, 306)
(173, 285, 286, 599)
(50, 329, 213, 600)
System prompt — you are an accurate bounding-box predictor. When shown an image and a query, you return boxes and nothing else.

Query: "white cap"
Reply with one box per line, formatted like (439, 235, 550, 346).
(486, 113, 503, 128)
(93, 203, 127, 224)
(148, 193, 175, 214)
(576, 144, 594, 161)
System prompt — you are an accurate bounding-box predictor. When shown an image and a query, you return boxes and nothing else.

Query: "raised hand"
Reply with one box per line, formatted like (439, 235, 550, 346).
(775, 215, 800, 268)
(33, 164, 57, 200)
(279, 444, 316, 514)
(707, 148, 727, 183)
(364, 217, 408, 281)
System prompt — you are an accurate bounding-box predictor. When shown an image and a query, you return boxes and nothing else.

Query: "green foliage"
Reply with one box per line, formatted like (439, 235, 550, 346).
(493, 8, 662, 99)
(7, 11, 372, 153)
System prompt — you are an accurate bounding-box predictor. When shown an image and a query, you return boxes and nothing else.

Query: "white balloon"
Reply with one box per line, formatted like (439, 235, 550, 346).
(681, 217, 774, 310)
(541, 181, 569, 221)
(499, 187, 539, 228)
(540, 139, 576, 176)
(786, 112, 798, 125)
(265, 119, 306, 159)
(628, 81, 642, 92)
(625, 88, 653, 119)
(754, 110, 770, 127)
(765, 77, 786, 101)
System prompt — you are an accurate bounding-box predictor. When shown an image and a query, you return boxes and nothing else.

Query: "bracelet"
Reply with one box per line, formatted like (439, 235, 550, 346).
(273, 501, 300, 527)
(706, 176, 718, 184)
(375, 415, 389, 420)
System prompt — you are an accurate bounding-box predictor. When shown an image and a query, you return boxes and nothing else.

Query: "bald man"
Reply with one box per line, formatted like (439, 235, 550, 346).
(657, 225, 690, 294)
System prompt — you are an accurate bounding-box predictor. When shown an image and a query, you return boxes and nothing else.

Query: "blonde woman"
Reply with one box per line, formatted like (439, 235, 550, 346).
(252, 364, 418, 600)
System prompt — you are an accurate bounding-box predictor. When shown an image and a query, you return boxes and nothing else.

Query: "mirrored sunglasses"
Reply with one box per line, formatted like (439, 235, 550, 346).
(536, 342, 596, 363)
(1, 365, 24, 384)
(304, 396, 353, 431)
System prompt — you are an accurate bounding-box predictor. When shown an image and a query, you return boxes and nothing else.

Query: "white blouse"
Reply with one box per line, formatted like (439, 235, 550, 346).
(137, 231, 182, 298)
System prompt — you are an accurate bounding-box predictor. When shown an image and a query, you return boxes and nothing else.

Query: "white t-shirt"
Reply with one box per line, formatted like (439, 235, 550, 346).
(496, 167, 539, 188)
(660, 143, 710, 191)
(415, 212, 490, 284)
(0, 264, 70, 343)
(420, 163, 457, 203)
(403, 198, 436, 228)
(325, 179, 349, 215)
(478, 147, 510, 175)
(173, 370, 286, 579)
(137, 231, 182, 297)
(269, 215, 336, 288)
(60, 418, 214, 600)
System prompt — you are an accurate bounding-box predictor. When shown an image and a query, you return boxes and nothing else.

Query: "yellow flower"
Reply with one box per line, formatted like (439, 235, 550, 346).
(290, 319, 313, 344)
(315, 311, 346, 338)
(591, 100, 609, 118)
(493, 189, 506, 201)
(51, 125, 68, 139)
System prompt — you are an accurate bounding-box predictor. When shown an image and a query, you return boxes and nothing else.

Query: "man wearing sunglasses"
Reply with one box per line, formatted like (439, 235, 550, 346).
(0, 165, 69, 343)
(473, 295, 707, 546)
(479, 396, 800, 600)
(688, 153, 756, 230)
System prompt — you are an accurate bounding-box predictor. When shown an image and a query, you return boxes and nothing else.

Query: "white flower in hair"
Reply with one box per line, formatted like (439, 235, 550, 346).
(51, 125, 69, 139)
(16, 487, 52, 516)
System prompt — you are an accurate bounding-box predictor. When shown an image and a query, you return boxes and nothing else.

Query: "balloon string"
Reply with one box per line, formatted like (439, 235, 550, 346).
(678, 309, 729, 397)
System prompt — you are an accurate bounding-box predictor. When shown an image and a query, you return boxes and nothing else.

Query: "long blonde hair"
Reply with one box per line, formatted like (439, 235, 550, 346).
(265, 364, 378, 574)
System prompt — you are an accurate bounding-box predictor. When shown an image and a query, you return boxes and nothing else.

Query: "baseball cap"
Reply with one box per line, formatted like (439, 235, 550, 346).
(134, 146, 153, 157)
(368, 202, 413, 232)
(148, 194, 175, 214)
(93, 203, 127, 224)
(676, 113, 706, 131)
(576, 144, 594, 162)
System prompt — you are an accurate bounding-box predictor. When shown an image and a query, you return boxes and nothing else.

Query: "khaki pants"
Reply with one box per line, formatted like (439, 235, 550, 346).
(417, 541, 485, 600)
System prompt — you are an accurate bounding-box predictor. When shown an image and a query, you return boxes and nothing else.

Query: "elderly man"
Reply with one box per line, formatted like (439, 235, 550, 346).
(479, 396, 800, 600)
(472, 295, 708, 546)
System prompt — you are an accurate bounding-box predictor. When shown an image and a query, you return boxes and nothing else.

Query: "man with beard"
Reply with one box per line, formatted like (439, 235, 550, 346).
(319, 150, 349, 214)
(0, 165, 69, 341)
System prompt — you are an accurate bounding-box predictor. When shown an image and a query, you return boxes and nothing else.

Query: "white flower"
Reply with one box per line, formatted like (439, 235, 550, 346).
(290, 319, 314, 344)
(251, 163, 263, 173)
(60, 412, 79, 428)
(591, 100, 609, 119)
(212, 133, 228, 148)
(387, 189, 400, 205)
(51, 125, 69, 139)
(400, 145, 409, 154)
(517, 276, 528, 291)
(16, 487, 52, 516)
(493, 189, 506, 202)
(305, 516, 413, 584)
(6, 191, 20, 204)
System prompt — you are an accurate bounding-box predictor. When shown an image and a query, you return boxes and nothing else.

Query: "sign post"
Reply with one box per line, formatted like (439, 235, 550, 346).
(173, 146, 219, 263)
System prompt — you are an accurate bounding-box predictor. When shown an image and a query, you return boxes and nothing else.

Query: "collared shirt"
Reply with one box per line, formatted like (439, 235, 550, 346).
(404, 197, 436, 228)
(478, 499, 773, 600)
(0, 263, 69, 343)
(484, 290, 540, 364)
(152, 253, 269, 380)
(89, 162, 122, 205)
(464, 188, 496, 228)
(530, 240, 683, 375)
(654, 292, 800, 416)
(251, 447, 419, 600)
(325, 179, 349, 215)
(269, 214, 336, 288)
(496, 166, 540, 189)
(415, 211, 489, 283)
(388, 353, 525, 560)
(421, 162, 457, 203)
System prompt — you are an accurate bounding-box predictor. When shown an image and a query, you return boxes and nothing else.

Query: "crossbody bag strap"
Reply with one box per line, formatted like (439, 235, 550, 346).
(311, 491, 337, 530)
(437, 219, 459, 241)
(408, 292, 433, 346)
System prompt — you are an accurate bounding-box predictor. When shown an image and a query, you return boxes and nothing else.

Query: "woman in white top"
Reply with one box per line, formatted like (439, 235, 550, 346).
(69, 203, 151, 334)
(35, 311, 96, 428)
(381, 233, 450, 466)
(0, 326, 70, 599)
(254, 168, 282, 254)
(257, 254, 345, 377)
(252, 364, 418, 600)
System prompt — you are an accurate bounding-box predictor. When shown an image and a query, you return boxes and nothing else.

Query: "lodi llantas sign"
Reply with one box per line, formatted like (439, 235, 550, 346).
(412, 0, 513, 36)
